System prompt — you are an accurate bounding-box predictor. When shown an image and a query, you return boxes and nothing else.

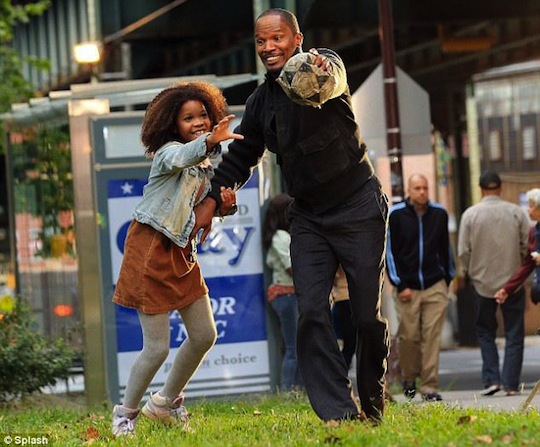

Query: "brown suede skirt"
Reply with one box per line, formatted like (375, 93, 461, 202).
(113, 220, 208, 314)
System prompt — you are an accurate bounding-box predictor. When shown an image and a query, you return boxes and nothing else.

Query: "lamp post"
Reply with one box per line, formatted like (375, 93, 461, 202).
(73, 42, 101, 83)
(378, 0, 404, 204)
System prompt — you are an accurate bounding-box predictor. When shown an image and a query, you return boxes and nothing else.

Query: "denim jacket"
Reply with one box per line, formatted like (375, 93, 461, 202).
(133, 134, 219, 248)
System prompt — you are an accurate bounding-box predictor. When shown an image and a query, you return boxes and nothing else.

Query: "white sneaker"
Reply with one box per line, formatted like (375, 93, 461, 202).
(112, 405, 139, 436)
(141, 392, 189, 426)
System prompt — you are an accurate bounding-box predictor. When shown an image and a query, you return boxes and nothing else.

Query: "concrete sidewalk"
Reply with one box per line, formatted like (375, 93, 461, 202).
(392, 387, 539, 412)
(390, 335, 540, 412)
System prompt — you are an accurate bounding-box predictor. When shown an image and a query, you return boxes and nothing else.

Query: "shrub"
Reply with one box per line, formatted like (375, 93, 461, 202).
(0, 295, 77, 401)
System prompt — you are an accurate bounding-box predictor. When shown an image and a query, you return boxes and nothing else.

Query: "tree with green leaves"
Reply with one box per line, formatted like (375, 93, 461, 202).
(0, 0, 51, 114)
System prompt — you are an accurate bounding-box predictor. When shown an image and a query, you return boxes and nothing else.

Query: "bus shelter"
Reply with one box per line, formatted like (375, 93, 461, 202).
(1, 74, 284, 405)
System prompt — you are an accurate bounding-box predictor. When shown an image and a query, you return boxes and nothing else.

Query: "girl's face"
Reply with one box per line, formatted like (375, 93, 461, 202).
(176, 100, 212, 142)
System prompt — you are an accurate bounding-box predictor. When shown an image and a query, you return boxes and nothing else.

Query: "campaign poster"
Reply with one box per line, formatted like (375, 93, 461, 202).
(108, 172, 270, 398)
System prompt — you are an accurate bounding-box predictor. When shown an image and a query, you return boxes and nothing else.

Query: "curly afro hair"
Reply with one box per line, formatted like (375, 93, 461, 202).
(141, 80, 229, 155)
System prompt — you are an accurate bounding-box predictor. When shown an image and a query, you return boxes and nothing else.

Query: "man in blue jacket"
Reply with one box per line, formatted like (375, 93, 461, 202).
(192, 8, 389, 423)
(386, 173, 455, 401)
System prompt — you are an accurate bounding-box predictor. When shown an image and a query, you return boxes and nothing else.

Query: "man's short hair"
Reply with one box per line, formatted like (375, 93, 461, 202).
(479, 170, 501, 190)
(257, 8, 300, 34)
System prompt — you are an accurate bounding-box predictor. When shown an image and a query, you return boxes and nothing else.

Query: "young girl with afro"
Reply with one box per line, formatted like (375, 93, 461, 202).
(111, 81, 243, 436)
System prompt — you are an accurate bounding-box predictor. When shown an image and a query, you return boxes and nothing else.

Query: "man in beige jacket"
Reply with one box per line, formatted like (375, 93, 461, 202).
(457, 170, 529, 396)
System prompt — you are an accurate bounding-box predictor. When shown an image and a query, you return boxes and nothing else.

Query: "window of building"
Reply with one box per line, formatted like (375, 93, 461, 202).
(522, 126, 536, 160)
(489, 129, 502, 161)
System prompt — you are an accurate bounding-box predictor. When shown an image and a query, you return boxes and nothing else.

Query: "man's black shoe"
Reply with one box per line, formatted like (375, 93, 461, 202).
(362, 395, 384, 425)
(421, 392, 443, 402)
(403, 381, 416, 400)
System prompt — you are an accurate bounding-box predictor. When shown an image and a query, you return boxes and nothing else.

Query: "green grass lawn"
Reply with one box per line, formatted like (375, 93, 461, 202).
(0, 392, 538, 446)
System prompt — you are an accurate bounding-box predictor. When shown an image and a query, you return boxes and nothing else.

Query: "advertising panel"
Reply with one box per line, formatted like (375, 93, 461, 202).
(107, 172, 269, 398)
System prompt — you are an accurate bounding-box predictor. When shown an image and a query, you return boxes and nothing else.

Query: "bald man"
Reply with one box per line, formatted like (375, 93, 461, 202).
(386, 174, 455, 402)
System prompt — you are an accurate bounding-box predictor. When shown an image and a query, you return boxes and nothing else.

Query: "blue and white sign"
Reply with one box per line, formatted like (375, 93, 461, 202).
(108, 171, 270, 398)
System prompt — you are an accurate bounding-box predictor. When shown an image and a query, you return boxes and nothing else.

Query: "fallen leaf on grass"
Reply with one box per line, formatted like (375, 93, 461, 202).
(457, 415, 478, 424)
(475, 435, 493, 443)
(253, 410, 262, 416)
(83, 426, 100, 443)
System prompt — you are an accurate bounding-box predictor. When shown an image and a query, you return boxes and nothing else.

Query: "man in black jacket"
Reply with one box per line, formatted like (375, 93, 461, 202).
(386, 173, 455, 402)
(191, 8, 389, 423)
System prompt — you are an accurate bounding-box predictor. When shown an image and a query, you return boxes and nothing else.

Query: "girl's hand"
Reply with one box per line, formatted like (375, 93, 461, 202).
(218, 186, 237, 216)
(206, 115, 244, 149)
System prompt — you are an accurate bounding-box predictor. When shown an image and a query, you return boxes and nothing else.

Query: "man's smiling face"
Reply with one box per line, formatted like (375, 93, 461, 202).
(255, 14, 303, 73)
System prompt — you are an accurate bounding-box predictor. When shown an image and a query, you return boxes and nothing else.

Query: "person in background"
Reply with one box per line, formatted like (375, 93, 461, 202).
(494, 188, 540, 307)
(111, 81, 242, 436)
(331, 265, 357, 372)
(191, 8, 389, 423)
(263, 193, 302, 391)
(458, 170, 529, 396)
(386, 174, 455, 402)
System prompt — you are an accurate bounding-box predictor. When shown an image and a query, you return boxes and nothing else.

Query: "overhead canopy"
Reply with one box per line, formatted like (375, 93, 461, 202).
(1, 73, 260, 127)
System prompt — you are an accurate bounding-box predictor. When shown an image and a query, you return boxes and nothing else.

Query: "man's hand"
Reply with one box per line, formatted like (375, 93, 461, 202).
(308, 48, 331, 73)
(218, 186, 236, 216)
(398, 288, 413, 302)
(456, 275, 467, 290)
(191, 197, 217, 243)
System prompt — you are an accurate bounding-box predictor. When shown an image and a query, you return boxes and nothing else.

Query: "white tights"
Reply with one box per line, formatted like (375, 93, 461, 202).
(122, 295, 217, 409)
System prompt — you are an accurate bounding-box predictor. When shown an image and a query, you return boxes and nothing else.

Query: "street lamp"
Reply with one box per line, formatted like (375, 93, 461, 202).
(73, 42, 101, 64)
(73, 42, 101, 82)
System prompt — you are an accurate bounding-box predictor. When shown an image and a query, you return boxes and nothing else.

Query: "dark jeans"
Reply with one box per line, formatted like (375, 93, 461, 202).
(289, 177, 389, 421)
(473, 287, 525, 391)
(270, 293, 301, 391)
